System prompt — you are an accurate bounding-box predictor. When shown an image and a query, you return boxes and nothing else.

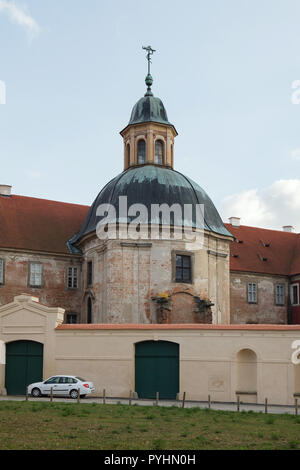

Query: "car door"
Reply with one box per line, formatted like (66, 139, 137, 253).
(54, 376, 72, 396)
(41, 376, 60, 395)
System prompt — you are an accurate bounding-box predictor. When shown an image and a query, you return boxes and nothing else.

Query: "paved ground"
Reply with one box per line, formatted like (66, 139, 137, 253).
(0, 395, 298, 415)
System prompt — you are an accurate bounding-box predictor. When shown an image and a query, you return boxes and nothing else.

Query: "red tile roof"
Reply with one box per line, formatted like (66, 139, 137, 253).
(56, 323, 300, 330)
(0, 194, 89, 254)
(225, 223, 300, 276)
(0, 194, 299, 276)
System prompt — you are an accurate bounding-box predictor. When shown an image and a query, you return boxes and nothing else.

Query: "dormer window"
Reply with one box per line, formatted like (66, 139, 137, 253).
(138, 139, 146, 164)
(155, 140, 164, 165)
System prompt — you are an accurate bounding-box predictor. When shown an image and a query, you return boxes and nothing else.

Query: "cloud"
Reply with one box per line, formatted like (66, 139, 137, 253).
(0, 0, 40, 40)
(221, 179, 300, 232)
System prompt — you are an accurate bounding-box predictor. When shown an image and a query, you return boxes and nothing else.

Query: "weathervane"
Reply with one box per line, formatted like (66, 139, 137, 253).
(142, 45, 156, 96)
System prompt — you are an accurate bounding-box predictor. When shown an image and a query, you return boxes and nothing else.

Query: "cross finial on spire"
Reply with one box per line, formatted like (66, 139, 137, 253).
(142, 45, 156, 96)
(142, 45, 156, 74)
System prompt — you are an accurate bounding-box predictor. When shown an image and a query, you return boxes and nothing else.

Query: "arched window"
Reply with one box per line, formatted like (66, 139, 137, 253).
(137, 140, 146, 164)
(155, 140, 164, 165)
(87, 297, 92, 324)
(127, 144, 130, 167)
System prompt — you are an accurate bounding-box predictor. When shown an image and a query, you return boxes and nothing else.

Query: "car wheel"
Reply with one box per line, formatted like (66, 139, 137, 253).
(70, 389, 79, 399)
(31, 388, 41, 398)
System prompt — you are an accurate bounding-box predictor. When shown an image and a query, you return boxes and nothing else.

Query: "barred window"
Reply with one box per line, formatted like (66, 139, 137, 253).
(29, 263, 42, 287)
(66, 313, 77, 324)
(247, 283, 257, 303)
(0, 259, 4, 285)
(275, 284, 285, 306)
(175, 254, 192, 283)
(67, 266, 78, 289)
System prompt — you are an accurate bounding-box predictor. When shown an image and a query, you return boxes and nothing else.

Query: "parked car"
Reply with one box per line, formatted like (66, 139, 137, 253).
(28, 375, 95, 399)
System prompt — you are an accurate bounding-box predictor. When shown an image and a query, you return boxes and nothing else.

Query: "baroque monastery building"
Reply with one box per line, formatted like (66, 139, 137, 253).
(0, 52, 300, 401)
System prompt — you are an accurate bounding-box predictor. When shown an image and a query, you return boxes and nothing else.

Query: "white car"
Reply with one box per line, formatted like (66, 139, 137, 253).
(28, 375, 95, 399)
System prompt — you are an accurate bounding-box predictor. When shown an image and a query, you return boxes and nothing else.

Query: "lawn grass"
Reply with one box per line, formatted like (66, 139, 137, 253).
(0, 401, 300, 450)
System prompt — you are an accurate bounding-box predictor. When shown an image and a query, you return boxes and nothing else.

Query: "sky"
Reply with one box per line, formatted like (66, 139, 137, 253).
(0, 0, 300, 232)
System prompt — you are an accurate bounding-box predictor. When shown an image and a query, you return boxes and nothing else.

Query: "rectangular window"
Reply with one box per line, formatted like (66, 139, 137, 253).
(175, 254, 192, 283)
(0, 259, 4, 285)
(67, 266, 78, 289)
(275, 284, 285, 306)
(66, 313, 77, 324)
(29, 263, 42, 287)
(291, 284, 299, 306)
(87, 261, 93, 286)
(247, 283, 257, 303)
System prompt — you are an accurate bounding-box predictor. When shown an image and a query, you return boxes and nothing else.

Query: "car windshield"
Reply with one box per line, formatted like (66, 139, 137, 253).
(75, 377, 86, 382)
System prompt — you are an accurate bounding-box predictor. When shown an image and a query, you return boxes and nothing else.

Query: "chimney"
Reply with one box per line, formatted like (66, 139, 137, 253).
(229, 217, 241, 227)
(0, 184, 12, 196)
(282, 225, 294, 233)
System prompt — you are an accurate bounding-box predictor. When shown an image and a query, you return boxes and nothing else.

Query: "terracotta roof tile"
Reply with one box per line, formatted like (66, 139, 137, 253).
(0, 194, 89, 254)
(225, 224, 300, 276)
(56, 323, 300, 330)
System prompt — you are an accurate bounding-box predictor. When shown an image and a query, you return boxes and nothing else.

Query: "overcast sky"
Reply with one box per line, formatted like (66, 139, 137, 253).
(0, 0, 300, 232)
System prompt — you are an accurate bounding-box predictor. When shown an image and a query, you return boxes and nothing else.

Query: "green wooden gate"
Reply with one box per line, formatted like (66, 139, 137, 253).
(135, 341, 179, 399)
(5, 341, 43, 395)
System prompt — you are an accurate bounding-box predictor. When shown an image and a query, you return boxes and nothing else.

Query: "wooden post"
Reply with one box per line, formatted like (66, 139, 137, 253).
(182, 392, 186, 409)
(25, 386, 28, 401)
(237, 395, 240, 412)
(156, 391, 159, 406)
(265, 398, 268, 414)
(50, 387, 53, 402)
(129, 390, 132, 406)
(103, 389, 106, 405)
(208, 394, 211, 409)
(295, 398, 298, 416)
(77, 388, 80, 403)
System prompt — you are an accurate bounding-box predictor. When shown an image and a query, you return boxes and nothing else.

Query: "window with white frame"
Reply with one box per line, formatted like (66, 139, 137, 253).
(29, 263, 42, 287)
(275, 284, 285, 306)
(0, 259, 4, 285)
(247, 283, 257, 303)
(67, 266, 78, 289)
(291, 284, 299, 306)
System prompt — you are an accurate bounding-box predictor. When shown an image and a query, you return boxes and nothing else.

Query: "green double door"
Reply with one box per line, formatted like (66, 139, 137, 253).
(135, 341, 179, 399)
(5, 341, 43, 395)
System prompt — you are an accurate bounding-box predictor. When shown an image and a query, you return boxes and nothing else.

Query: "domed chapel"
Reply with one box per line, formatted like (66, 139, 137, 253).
(68, 47, 234, 325)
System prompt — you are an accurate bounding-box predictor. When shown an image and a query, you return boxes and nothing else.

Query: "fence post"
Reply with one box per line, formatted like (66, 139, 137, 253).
(208, 394, 211, 409)
(156, 391, 159, 406)
(237, 395, 240, 412)
(103, 389, 106, 405)
(295, 398, 298, 416)
(50, 387, 53, 403)
(25, 386, 28, 401)
(129, 390, 132, 406)
(182, 392, 186, 409)
(265, 398, 268, 414)
(77, 388, 80, 403)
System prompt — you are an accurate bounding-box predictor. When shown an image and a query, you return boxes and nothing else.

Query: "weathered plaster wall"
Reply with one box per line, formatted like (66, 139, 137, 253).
(0, 250, 82, 321)
(79, 230, 231, 325)
(230, 271, 288, 324)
